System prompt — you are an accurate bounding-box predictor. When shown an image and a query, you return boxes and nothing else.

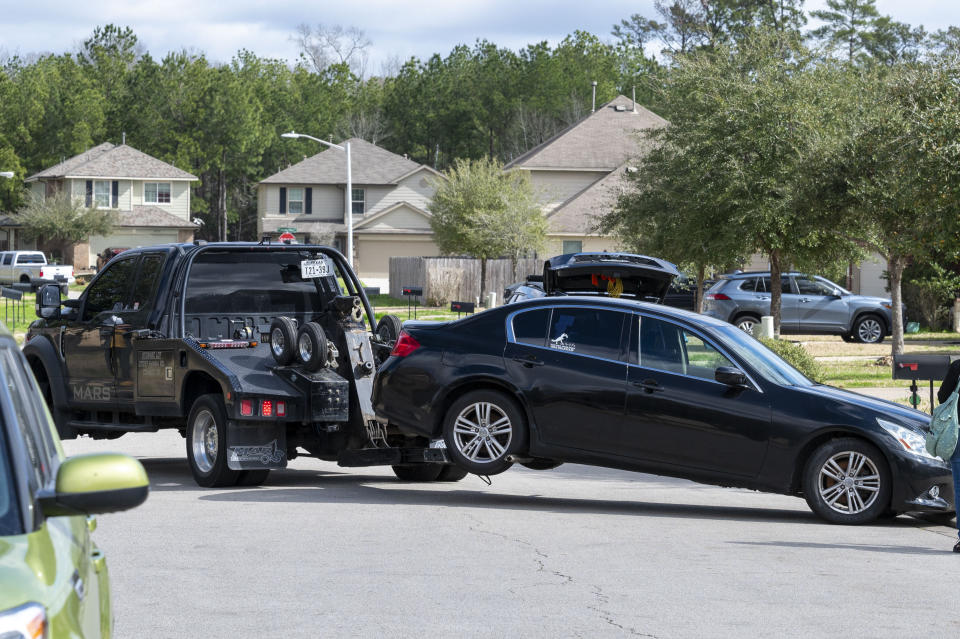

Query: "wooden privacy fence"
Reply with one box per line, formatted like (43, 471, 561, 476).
(389, 257, 543, 305)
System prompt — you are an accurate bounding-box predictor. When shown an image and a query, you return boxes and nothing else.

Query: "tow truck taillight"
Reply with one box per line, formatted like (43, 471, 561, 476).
(390, 331, 420, 357)
(240, 399, 253, 416)
(276, 401, 286, 417)
(261, 400, 273, 417)
(705, 293, 731, 301)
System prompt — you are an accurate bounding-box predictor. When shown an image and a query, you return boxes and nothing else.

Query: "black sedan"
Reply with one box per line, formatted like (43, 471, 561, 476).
(373, 296, 953, 525)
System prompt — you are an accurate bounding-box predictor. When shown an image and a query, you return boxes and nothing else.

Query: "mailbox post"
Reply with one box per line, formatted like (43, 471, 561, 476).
(401, 286, 423, 319)
(892, 353, 960, 414)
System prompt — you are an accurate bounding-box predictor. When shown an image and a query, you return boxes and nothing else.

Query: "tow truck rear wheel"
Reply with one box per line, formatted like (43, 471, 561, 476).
(392, 464, 443, 482)
(187, 394, 240, 487)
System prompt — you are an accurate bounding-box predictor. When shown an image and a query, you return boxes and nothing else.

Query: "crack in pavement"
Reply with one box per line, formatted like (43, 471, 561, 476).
(590, 585, 658, 638)
(464, 513, 574, 585)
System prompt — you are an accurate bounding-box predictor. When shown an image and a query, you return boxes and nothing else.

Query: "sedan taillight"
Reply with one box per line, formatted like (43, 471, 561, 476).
(390, 331, 420, 357)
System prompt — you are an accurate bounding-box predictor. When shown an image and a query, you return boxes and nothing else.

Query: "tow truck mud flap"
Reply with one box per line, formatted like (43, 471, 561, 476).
(225, 422, 287, 470)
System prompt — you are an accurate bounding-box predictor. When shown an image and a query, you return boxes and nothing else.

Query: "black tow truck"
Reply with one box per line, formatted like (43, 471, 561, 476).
(23, 242, 465, 487)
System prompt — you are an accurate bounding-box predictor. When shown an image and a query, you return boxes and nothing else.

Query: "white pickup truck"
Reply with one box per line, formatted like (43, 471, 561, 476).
(0, 251, 75, 291)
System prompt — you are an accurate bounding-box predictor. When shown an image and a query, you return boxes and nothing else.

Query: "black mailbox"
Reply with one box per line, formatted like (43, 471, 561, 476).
(450, 301, 475, 313)
(401, 286, 423, 296)
(892, 353, 960, 381)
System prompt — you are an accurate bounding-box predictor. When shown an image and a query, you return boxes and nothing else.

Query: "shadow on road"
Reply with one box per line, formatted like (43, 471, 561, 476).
(730, 540, 946, 555)
(132, 457, 895, 526)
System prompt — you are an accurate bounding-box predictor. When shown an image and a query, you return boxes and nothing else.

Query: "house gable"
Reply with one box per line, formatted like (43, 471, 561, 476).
(353, 202, 432, 232)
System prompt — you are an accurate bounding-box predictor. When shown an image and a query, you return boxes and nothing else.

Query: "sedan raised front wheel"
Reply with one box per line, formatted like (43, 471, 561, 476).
(442, 390, 527, 476)
(802, 437, 891, 525)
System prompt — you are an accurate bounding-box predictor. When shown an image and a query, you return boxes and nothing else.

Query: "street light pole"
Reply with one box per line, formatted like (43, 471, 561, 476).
(281, 131, 353, 268)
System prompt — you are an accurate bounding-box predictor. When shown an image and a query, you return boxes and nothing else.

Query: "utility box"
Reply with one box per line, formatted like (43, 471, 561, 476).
(892, 353, 960, 381)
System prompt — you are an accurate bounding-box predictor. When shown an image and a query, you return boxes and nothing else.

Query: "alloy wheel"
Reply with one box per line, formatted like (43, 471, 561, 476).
(452, 402, 512, 463)
(736, 318, 758, 333)
(817, 451, 881, 515)
(857, 318, 882, 343)
(191, 409, 218, 473)
(298, 333, 313, 364)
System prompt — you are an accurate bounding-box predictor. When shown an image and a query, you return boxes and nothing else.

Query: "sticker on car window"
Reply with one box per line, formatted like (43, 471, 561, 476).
(550, 332, 576, 352)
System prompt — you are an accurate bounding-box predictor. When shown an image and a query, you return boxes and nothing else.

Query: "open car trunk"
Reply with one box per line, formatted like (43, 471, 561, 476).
(542, 252, 679, 302)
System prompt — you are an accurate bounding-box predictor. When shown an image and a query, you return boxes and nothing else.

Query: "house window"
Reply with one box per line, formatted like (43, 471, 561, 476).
(562, 240, 582, 254)
(94, 181, 111, 208)
(352, 188, 364, 215)
(288, 188, 304, 215)
(144, 182, 171, 204)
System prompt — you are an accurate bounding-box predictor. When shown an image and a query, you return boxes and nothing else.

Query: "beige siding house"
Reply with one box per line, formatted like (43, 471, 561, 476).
(22, 143, 198, 268)
(505, 95, 668, 256)
(257, 138, 443, 288)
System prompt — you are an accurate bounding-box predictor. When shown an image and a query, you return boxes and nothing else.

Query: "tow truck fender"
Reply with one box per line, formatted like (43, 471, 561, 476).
(23, 335, 70, 412)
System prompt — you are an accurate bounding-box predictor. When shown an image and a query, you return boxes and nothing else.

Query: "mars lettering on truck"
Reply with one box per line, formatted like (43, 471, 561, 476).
(23, 241, 467, 487)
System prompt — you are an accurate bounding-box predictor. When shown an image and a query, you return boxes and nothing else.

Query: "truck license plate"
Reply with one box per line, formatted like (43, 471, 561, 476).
(300, 259, 330, 279)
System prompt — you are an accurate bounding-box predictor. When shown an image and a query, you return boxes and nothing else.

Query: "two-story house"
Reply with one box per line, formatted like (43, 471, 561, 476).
(257, 138, 443, 288)
(504, 94, 669, 257)
(22, 142, 198, 269)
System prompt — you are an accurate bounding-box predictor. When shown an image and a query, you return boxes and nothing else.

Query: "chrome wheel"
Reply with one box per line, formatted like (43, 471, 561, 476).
(856, 318, 882, 343)
(736, 317, 758, 333)
(298, 333, 313, 363)
(191, 408, 218, 473)
(452, 402, 512, 463)
(270, 327, 286, 358)
(818, 451, 881, 515)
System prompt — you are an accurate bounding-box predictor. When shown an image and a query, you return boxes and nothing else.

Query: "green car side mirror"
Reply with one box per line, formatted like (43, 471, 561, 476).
(39, 453, 149, 517)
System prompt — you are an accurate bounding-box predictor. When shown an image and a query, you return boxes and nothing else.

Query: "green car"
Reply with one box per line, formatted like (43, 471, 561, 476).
(0, 328, 148, 638)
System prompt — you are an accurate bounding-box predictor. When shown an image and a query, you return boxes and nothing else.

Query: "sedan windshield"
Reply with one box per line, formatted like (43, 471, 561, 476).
(715, 325, 814, 387)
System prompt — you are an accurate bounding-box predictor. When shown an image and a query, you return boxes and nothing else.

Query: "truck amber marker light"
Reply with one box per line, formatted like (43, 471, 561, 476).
(198, 340, 257, 349)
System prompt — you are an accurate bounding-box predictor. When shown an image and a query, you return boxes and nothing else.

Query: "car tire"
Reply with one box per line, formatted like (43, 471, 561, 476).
(186, 394, 240, 488)
(236, 469, 270, 486)
(733, 314, 760, 334)
(376, 314, 403, 344)
(802, 437, 891, 525)
(269, 316, 298, 366)
(436, 465, 469, 482)
(852, 315, 885, 344)
(442, 389, 527, 476)
(296, 322, 328, 372)
(391, 464, 443, 482)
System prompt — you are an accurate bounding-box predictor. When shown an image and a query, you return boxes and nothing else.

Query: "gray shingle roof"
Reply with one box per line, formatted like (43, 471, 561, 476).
(547, 164, 630, 234)
(116, 207, 198, 229)
(26, 143, 197, 181)
(505, 95, 667, 170)
(260, 138, 423, 185)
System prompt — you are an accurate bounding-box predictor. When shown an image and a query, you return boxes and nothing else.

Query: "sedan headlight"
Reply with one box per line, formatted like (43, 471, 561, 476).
(0, 602, 46, 639)
(877, 418, 936, 460)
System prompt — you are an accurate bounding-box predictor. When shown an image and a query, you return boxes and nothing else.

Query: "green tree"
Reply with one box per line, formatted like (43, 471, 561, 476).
(612, 31, 859, 335)
(809, 0, 880, 60)
(429, 158, 546, 299)
(17, 190, 115, 258)
(822, 63, 960, 355)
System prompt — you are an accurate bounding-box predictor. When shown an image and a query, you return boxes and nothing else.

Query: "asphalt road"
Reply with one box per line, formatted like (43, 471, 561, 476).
(64, 431, 960, 638)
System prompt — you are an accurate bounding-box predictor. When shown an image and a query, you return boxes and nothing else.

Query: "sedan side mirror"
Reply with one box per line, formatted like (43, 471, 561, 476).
(715, 366, 748, 387)
(39, 453, 149, 517)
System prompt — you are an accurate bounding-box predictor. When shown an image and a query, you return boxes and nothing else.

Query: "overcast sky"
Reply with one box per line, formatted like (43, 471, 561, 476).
(3, 0, 959, 71)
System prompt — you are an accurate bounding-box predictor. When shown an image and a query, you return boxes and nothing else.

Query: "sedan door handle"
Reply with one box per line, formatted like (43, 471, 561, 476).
(631, 378, 664, 393)
(512, 356, 544, 368)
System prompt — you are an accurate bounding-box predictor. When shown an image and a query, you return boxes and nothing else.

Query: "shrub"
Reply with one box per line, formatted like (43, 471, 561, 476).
(426, 268, 462, 307)
(759, 338, 825, 383)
